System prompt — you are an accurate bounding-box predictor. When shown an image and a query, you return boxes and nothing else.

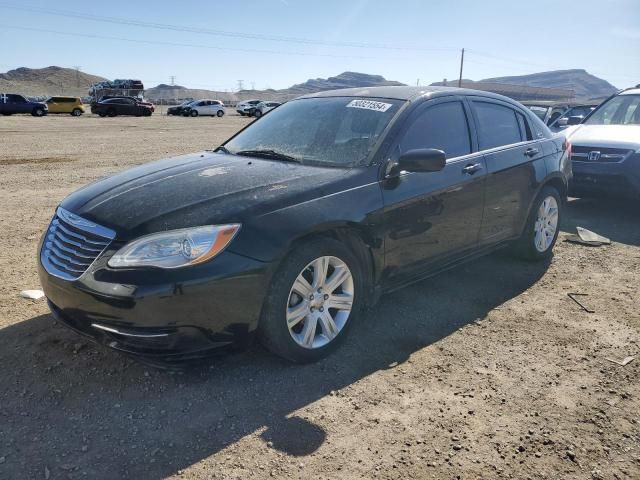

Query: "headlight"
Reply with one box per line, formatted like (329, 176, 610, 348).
(108, 224, 240, 269)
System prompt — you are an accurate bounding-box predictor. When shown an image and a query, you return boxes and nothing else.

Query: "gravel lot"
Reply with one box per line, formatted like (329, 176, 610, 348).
(0, 113, 638, 480)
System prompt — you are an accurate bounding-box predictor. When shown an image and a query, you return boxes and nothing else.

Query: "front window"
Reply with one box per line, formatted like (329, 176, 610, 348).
(224, 97, 403, 167)
(585, 94, 640, 125)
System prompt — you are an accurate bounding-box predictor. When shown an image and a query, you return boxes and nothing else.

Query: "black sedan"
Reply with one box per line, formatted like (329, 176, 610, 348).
(39, 86, 570, 364)
(91, 97, 153, 117)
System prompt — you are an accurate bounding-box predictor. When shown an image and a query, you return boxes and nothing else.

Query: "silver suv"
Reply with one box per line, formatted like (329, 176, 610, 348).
(565, 87, 640, 198)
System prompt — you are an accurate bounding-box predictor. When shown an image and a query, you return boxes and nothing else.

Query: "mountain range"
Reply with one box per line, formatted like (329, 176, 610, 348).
(0, 66, 620, 102)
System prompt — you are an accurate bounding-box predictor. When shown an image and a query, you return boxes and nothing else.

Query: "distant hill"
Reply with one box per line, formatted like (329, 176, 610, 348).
(0, 66, 107, 97)
(480, 69, 618, 100)
(146, 72, 406, 103)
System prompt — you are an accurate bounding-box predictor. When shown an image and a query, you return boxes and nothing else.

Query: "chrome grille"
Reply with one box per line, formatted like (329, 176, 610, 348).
(571, 146, 633, 163)
(41, 207, 116, 281)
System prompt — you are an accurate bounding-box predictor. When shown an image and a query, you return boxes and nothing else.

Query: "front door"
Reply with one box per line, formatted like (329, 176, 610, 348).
(381, 98, 486, 285)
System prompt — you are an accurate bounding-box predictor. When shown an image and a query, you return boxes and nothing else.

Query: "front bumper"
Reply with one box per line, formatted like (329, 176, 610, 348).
(570, 153, 640, 198)
(39, 249, 272, 362)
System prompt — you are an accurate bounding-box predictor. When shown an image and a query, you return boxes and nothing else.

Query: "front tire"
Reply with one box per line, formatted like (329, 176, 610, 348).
(32, 108, 45, 117)
(258, 238, 364, 363)
(512, 186, 562, 261)
(254, 109, 263, 118)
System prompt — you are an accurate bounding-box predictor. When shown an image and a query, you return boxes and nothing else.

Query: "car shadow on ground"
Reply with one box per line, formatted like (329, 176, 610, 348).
(561, 196, 640, 246)
(0, 252, 549, 479)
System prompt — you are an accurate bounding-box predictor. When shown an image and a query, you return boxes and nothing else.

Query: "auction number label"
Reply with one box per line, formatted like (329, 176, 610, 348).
(346, 99, 392, 112)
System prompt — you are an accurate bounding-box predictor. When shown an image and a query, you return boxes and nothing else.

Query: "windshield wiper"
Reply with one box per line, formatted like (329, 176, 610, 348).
(235, 149, 301, 163)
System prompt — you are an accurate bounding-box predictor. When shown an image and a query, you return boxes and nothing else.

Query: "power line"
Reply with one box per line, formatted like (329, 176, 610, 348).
(0, 3, 460, 53)
(0, 24, 411, 61)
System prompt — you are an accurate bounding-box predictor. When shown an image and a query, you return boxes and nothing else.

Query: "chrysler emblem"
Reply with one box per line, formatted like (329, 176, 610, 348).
(588, 151, 601, 161)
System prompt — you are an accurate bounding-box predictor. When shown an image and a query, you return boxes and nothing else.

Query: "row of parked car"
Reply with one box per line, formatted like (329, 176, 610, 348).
(166, 99, 283, 118)
(0, 93, 156, 117)
(522, 100, 598, 132)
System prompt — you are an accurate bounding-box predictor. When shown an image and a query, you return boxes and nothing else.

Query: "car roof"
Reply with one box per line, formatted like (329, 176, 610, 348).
(298, 85, 523, 105)
(620, 88, 640, 96)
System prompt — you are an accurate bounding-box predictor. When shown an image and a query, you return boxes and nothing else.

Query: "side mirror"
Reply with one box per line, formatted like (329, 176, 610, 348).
(567, 116, 583, 126)
(398, 148, 446, 173)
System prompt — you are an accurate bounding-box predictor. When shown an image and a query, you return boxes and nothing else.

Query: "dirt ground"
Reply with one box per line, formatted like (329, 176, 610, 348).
(0, 112, 638, 480)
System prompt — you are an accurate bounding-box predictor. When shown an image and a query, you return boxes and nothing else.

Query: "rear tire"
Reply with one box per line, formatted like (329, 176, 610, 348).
(216, 110, 224, 117)
(258, 238, 364, 363)
(71, 108, 82, 116)
(512, 185, 562, 261)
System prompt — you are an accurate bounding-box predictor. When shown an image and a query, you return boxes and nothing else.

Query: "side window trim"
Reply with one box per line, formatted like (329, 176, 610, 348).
(469, 97, 540, 153)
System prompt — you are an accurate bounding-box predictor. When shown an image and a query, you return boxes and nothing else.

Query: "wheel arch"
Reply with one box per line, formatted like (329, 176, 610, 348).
(276, 223, 380, 308)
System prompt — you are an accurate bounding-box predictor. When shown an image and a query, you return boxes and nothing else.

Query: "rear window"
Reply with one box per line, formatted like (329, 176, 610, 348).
(528, 106, 548, 121)
(473, 102, 523, 149)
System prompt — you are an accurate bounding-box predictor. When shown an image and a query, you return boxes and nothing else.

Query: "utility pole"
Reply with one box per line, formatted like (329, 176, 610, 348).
(170, 75, 176, 86)
(416, 78, 420, 86)
(237, 80, 244, 92)
(73, 66, 81, 88)
(458, 48, 465, 88)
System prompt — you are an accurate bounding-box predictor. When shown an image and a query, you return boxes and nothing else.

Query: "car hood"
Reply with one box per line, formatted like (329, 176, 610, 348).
(567, 124, 640, 151)
(60, 152, 367, 240)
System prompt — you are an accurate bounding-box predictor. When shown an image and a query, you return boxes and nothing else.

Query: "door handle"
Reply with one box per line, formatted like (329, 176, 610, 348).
(524, 147, 540, 157)
(462, 163, 483, 175)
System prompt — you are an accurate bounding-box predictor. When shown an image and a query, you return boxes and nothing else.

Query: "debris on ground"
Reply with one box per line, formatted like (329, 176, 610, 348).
(19, 289, 44, 300)
(566, 227, 611, 246)
(567, 292, 595, 313)
(605, 356, 635, 367)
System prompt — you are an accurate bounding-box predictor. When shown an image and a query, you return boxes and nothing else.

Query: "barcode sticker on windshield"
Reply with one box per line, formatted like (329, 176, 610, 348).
(346, 99, 392, 112)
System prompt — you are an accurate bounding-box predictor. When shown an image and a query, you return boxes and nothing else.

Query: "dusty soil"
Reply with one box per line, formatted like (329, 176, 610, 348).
(0, 113, 638, 480)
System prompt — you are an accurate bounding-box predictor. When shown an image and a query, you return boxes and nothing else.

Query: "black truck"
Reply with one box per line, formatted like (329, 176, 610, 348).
(0, 93, 48, 116)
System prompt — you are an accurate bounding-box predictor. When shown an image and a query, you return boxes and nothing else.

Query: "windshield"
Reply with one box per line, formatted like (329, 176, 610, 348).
(585, 94, 640, 125)
(224, 97, 403, 167)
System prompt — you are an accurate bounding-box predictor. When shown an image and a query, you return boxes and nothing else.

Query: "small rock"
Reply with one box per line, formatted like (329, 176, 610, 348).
(518, 445, 526, 453)
(0, 456, 5, 464)
(566, 450, 576, 461)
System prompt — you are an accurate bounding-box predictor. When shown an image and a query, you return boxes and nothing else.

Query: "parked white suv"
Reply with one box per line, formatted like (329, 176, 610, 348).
(183, 100, 225, 117)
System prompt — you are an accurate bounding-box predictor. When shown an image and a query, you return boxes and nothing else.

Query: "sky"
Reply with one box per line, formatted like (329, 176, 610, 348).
(0, 0, 638, 91)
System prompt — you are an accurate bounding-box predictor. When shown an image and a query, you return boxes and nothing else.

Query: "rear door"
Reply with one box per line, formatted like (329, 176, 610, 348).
(381, 97, 487, 284)
(468, 98, 546, 245)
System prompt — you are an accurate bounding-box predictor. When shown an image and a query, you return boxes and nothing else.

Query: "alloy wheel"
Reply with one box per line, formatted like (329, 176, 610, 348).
(534, 196, 558, 252)
(286, 256, 354, 349)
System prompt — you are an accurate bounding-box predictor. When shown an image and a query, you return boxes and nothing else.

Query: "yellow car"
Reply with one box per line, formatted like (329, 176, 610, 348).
(45, 96, 85, 116)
